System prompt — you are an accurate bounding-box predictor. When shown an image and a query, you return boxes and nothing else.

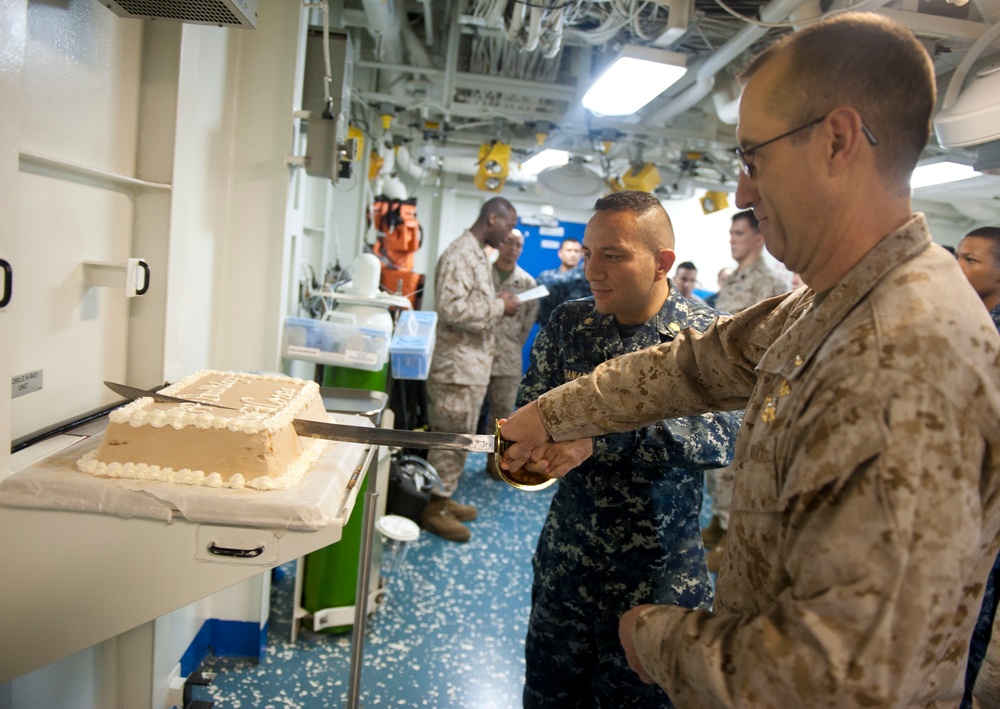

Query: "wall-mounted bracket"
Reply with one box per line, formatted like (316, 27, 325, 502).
(82, 258, 150, 298)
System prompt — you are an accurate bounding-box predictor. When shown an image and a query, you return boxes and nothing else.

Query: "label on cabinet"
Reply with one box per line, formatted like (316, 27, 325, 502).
(12, 369, 42, 398)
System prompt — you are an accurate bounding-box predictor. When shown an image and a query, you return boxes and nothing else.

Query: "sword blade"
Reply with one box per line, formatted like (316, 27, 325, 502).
(292, 419, 497, 453)
(103, 381, 237, 410)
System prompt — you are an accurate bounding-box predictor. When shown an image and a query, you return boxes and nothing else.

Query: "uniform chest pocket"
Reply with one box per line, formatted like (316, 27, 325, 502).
(731, 437, 782, 513)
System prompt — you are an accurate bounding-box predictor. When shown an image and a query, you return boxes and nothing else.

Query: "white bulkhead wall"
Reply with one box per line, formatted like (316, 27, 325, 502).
(0, 1, 317, 707)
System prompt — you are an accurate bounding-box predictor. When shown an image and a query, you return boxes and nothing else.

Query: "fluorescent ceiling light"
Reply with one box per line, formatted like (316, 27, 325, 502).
(582, 45, 687, 116)
(910, 160, 982, 189)
(521, 149, 570, 175)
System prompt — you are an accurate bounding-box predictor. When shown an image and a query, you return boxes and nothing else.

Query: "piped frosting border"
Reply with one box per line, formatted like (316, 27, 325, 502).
(108, 370, 321, 435)
(76, 436, 329, 491)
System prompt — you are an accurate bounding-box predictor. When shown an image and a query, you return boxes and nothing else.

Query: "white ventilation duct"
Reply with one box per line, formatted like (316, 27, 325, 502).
(934, 20, 1000, 147)
(362, 0, 405, 98)
(648, 0, 841, 125)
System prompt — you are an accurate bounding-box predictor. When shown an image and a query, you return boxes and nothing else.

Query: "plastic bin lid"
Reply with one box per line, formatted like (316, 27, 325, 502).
(376, 514, 421, 541)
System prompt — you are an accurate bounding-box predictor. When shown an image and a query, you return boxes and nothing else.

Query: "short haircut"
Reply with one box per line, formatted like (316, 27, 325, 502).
(732, 210, 759, 232)
(964, 227, 1000, 266)
(559, 237, 581, 248)
(677, 261, 697, 271)
(594, 190, 664, 216)
(476, 197, 515, 225)
(592, 190, 674, 252)
(738, 12, 934, 189)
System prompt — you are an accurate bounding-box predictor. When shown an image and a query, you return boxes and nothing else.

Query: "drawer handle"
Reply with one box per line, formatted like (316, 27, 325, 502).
(208, 542, 265, 558)
(135, 260, 150, 296)
(0, 259, 11, 308)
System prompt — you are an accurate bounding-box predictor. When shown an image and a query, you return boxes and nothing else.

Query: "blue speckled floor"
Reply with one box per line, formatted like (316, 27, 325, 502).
(200, 452, 556, 708)
(199, 453, 714, 708)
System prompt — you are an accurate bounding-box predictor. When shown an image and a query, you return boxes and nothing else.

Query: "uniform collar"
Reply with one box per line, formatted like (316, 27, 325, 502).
(577, 283, 702, 339)
(757, 214, 932, 379)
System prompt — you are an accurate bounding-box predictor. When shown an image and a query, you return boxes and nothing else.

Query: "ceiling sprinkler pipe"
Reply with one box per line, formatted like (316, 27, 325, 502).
(506, 1, 525, 42)
(524, 5, 544, 52)
(543, 11, 565, 59)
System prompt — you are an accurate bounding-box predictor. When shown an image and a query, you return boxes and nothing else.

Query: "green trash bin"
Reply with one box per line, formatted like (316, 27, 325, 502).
(301, 365, 389, 633)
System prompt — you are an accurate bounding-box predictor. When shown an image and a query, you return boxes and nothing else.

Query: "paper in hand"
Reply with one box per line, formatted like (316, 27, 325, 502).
(514, 285, 550, 303)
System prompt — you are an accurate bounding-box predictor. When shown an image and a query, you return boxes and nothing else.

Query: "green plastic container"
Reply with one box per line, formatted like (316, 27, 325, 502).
(301, 364, 388, 633)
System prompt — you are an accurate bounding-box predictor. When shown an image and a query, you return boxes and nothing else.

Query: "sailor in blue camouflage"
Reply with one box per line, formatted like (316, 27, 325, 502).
(956, 227, 1000, 707)
(535, 260, 593, 327)
(518, 192, 740, 708)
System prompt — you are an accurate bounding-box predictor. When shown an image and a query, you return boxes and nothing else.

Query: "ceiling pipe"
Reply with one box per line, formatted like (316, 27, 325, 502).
(361, 0, 406, 99)
(645, 0, 822, 125)
(419, 0, 434, 46)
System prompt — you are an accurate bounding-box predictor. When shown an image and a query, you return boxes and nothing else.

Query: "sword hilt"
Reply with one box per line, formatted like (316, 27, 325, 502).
(492, 419, 556, 491)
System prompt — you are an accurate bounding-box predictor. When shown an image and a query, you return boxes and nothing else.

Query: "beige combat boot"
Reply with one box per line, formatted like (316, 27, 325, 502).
(419, 496, 471, 542)
(701, 515, 725, 548)
(444, 498, 477, 522)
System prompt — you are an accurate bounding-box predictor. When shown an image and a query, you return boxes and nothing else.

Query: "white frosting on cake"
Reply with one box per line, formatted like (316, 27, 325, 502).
(108, 370, 320, 434)
(77, 370, 330, 491)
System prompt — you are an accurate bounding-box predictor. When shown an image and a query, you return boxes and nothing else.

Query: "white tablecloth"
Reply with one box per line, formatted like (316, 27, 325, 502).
(0, 413, 374, 531)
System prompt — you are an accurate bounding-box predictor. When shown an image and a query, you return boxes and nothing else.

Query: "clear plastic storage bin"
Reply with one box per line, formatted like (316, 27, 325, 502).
(389, 310, 437, 380)
(283, 314, 390, 372)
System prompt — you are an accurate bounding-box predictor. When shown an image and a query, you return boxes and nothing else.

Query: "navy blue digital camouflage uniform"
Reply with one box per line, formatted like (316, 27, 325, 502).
(518, 285, 741, 708)
(535, 261, 592, 327)
(963, 303, 1000, 707)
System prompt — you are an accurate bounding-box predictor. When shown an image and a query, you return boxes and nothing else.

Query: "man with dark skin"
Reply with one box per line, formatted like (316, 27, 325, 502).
(423, 197, 520, 542)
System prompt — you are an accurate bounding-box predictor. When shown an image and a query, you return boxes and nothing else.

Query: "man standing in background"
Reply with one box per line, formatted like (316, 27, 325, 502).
(672, 261, 705, 303)
(486, 228, 538, 476)
(702, 209, 788, 570)
(423, 197, 520, 542)
(538, 236, 582, 280)
(536, 237, 584, 327)
(715, 210, 788, 314)
(957, 226, 1000, 326)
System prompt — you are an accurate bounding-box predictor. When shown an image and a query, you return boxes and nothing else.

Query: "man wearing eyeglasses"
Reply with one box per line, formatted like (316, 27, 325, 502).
(500, 12, 1000, 707)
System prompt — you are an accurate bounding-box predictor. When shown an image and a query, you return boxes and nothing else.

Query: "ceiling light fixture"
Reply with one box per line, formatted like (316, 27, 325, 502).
(521, 149, 570, 176)
(582, 45, 688, 116)
(910, 159, 982, 189)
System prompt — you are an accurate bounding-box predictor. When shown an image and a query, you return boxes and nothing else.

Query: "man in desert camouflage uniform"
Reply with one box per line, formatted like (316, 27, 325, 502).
(502, 14, 1000, 707)
(701, 209, 788, 571)
(714, 210, 788, 313)
(519, 191, 739, 708)
(423, 197, 520, 542)
(485, 228, 538, 475)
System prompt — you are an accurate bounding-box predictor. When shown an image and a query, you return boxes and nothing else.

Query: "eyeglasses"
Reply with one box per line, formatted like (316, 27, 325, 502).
(733, 114, 879, 178)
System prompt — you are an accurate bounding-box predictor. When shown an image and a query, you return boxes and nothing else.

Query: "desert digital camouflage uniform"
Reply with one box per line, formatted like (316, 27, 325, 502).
(713, 256, 788, 314)
(518, 288, 740, 708)
(487, 263, 538, 419)
(533, 215, 1000, 707)
(426, 230, 506, 495)
(707, 256, 788, 531)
